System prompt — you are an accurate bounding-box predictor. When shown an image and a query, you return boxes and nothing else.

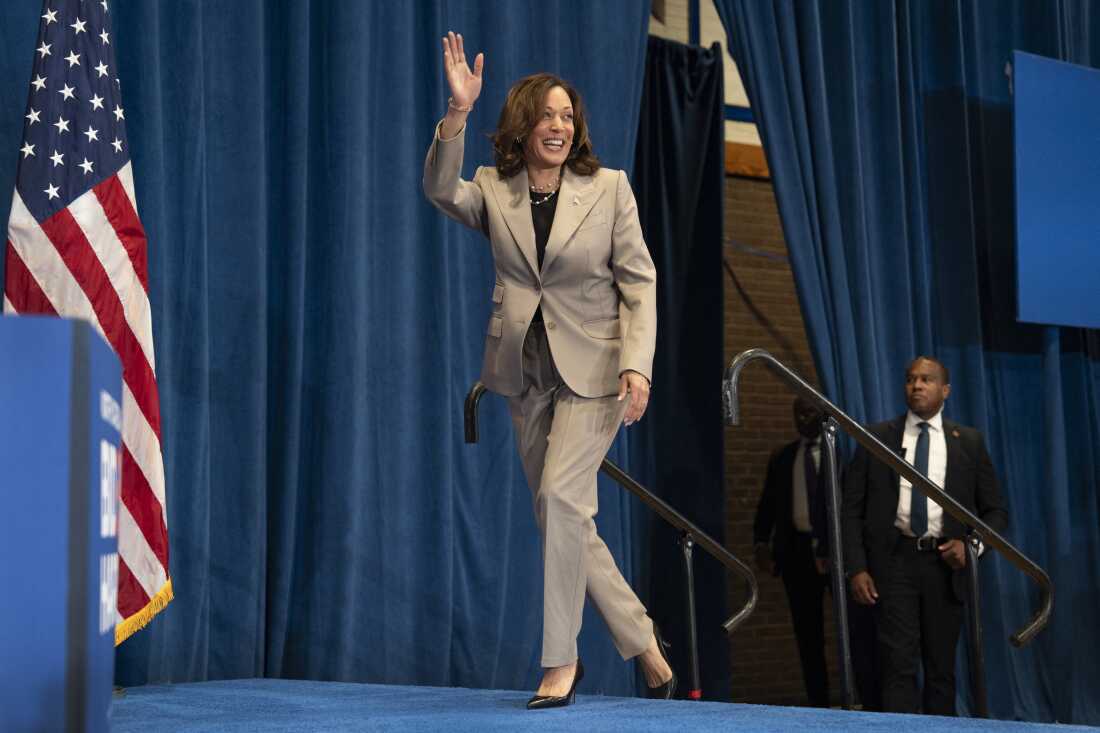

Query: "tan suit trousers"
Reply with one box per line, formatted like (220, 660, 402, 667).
(507, 322, 654, 667)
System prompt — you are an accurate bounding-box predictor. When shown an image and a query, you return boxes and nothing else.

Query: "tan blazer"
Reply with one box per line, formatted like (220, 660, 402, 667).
(423, 123, 657, 398)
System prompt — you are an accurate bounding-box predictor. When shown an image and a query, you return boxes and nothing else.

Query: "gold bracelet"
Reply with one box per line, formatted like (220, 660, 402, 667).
(448, 97, 472, 113)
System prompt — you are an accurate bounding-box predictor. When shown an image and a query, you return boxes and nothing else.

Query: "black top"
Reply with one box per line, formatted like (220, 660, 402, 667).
(530, 189, 559, 323)
(530, 189, 559, 269)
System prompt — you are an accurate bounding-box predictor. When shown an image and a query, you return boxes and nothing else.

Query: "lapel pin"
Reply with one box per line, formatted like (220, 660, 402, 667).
(571, 194, 580, 206)
(952, 429, 960, 438)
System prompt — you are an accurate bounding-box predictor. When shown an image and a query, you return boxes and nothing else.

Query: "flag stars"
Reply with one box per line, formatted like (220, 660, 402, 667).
(44, 183, 60, 200)
(79, 158, 95, 175)
(90, 94, 105, 110)
(111, 138, 123, 153)
(99, 30, 110, 45)
(59, 83, 76, 101)
(26, 108, 41, 125)
(101, 0, 109, 12)
(42, 8, 58, 24)
(94, 61, 109, 78)
(31, 75, 47, 92)
(65, 50, 81, 68)
(54, 116, 70, 134)
(37, 42, 52, 58)
(84, 125, 100, 143)
(50, 150, 65, 167)
(21, 142, 35, 158)
(113, 105, 125, 122)
(71, 18, 87, 34)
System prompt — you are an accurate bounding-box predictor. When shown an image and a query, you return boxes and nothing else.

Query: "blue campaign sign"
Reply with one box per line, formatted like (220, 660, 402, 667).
(1014, 51, 1100, 330)
(0, 316, 121, 733)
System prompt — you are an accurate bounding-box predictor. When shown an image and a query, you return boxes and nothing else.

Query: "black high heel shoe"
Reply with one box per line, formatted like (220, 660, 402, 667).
(646, 623, 677, 700)
(527, 659, 584, 710)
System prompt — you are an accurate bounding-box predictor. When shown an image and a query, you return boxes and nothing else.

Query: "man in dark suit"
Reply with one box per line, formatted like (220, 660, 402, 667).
(753, 397, 830, 707)
(842, 356, 1008, 715)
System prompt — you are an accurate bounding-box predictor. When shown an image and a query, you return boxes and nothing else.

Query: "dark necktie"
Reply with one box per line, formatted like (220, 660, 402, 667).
(804, 440, 822, 533)
(803, 441, 818, 507)
(910, 422, 930, 536)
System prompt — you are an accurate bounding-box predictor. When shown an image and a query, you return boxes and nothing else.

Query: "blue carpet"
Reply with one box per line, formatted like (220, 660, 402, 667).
(110, 679, 1097, 732)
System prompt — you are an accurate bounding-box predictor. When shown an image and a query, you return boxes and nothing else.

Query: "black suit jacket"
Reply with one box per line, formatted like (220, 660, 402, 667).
(755, 440, 827, 575)
(841, 415, 1008, 601)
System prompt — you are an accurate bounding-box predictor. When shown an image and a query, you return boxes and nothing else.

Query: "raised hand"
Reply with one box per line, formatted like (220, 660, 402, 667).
(442, 31, 484, 110)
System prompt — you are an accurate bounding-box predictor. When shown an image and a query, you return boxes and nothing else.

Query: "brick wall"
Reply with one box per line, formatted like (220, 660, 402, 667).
(722, 175, 843, 706)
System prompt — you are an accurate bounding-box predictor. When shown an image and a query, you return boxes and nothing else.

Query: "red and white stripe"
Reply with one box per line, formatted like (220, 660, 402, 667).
(4, 161, 170, 642)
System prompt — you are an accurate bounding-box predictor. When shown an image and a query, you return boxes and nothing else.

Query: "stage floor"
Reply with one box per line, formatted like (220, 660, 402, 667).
(110, 679, 1096, 732)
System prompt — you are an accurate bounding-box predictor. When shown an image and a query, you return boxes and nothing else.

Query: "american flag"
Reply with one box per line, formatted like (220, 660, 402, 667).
(4, 0, 171, 645)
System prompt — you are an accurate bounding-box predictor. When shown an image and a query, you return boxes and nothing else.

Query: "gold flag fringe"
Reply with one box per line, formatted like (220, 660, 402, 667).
(115, 579, 174, 646)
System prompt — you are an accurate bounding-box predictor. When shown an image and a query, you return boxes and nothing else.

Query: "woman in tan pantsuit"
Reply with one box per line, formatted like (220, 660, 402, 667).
(423, 32, 674, 709)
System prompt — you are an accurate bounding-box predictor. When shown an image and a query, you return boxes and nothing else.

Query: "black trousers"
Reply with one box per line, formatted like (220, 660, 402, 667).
(848, 598, 882, 711)
(780, 532, 830, 707)
(877, 539, 964, 715)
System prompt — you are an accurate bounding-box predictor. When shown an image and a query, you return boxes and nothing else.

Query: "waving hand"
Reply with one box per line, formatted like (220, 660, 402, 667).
(443, 31, 484, 110)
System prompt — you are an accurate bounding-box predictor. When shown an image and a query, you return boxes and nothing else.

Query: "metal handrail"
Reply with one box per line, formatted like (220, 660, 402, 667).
(722, 348, 1053, 647)
(464, 381, 758, 636)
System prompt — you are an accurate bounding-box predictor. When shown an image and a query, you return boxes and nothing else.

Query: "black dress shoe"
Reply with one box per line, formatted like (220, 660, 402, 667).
(527, 660, 584, 710)
(647, 623, 678, 700)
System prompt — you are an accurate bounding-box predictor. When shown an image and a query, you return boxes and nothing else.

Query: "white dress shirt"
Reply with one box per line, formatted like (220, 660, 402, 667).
(894, 409, 947, 538)
(791, 439, 821, 533)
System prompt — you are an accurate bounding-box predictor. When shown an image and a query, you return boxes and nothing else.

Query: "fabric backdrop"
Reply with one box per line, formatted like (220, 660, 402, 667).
(0, 1, 654, 696)
(630, 35, 730, 701)
(715, 0, 1100, 724)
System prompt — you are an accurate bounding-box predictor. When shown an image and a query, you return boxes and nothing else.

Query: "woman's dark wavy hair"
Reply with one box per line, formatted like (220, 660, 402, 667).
(491, 73, 600, 178)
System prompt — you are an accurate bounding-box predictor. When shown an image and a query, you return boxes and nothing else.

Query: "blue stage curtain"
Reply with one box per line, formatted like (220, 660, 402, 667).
(0, 2, 651, 696)
(714, 0, 1100, 723)
(630, 36, 730, 700)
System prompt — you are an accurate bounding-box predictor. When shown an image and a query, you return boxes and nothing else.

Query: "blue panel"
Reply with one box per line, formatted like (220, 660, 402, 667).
(0, 316, 120, 733)
(0, 316, 73, 733)
(1014, 51, 1100, 329)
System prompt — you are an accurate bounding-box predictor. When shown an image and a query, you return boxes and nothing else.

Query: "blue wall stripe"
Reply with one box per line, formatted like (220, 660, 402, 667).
(724, 104, 755, 123)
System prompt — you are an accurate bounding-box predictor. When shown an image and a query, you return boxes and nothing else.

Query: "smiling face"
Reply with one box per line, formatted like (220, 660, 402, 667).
(523, 86, 574, 172)
(905, 358, 951, 419)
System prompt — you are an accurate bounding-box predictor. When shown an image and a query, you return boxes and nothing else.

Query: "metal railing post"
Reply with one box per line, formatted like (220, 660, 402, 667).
(821, 418, 856, 709)
(680, 533, 703, 700)
(966, 536, 988, 717)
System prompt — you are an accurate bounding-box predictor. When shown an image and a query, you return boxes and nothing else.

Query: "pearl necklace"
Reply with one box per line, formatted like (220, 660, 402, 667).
(530, 188, 559, 207)
(529, 175, 560, 193)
